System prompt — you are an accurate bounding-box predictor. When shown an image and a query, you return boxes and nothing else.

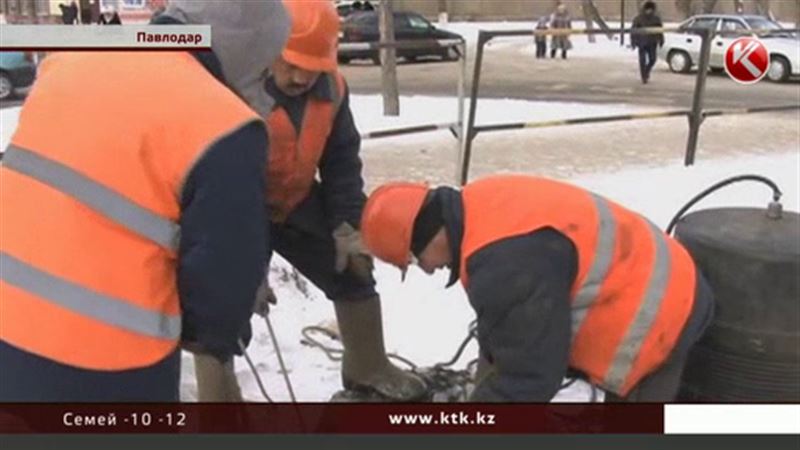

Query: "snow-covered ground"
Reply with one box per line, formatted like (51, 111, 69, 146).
(1, 60, 797, 404)
(350, 94, 645, 140)
(214, 149, 797, 404)
(439, 20, 664, 59)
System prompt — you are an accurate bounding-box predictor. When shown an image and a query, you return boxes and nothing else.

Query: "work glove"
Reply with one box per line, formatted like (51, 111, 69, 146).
(253, 271, 277, 318)
(332, 222, 374, 281)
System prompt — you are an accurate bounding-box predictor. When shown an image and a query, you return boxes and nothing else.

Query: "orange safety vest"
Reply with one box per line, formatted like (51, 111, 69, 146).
(265, 72, 346, 222)
(459, 175, 696, 396)
(0, 52, 260, 371)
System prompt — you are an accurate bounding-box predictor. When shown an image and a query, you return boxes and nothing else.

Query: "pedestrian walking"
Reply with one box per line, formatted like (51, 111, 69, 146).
(631, 1, 665, 84)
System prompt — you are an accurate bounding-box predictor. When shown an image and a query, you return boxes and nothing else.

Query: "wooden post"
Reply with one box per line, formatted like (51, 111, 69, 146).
(379, 0, 399, 116)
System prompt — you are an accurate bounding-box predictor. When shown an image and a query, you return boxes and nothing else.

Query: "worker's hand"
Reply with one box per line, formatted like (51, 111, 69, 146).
(253, 275, 277, 318)
(332, 222, 374, 281)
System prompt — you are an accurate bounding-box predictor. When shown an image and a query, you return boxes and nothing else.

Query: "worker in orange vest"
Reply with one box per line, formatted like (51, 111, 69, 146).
(360, 175, 715, 401)
(197, 0, 426, 401)
(0, 1, 290, 402)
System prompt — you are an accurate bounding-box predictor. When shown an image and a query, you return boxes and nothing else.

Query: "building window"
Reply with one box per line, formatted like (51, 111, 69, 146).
(35, 0, 48, 16)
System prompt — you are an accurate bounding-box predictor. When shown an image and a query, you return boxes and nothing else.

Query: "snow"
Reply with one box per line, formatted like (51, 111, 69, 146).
(0, 107, 21, 151)
(439, 20, 676, 60)
(216, 149, 797, 404)
(1, 74, 797, 404)
(349, 94, 644, 139)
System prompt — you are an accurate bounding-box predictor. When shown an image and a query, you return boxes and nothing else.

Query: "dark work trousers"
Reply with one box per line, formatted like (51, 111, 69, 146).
(638, 44, 658, 83)
(535, 40, 547, 58)
(605, 272, 715, 402)
(271, 185, 377, 302)
(551, 48, 568, 59)
(0, 340, 181, 402)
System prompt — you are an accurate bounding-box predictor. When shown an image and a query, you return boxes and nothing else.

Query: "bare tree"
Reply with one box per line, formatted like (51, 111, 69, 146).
(755, 0, 775, 20)
(379, 0, 399, 116)
(675, 0, 693, 19)
(701, 0, 718, 13)
(581, 0, 614, 43)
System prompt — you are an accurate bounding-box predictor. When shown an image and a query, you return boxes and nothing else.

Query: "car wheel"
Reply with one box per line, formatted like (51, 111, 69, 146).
(668, 50, 691, 74)
(406, 55, 418, 63)
(767, 55, 790, 82)
(338, 56, 351, 65)
(0, 72, 14, 101)
(371, 54, 381, 65)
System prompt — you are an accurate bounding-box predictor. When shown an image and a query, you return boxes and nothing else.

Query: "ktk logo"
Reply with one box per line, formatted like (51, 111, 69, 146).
(724, 37, 770, 84)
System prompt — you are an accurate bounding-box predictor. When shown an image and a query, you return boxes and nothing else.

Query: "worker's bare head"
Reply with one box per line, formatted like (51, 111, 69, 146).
(410, 193, 452, 275)
(271, 57, 321, 97)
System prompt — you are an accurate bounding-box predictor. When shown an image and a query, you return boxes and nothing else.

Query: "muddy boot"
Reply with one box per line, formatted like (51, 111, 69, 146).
(193, 353, 244, 402)
(334, 296, 428, 401)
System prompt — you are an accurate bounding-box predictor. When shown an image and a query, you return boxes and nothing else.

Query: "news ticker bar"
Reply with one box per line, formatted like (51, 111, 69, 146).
(0, 25, 211, 50)
(1, 403, 798, 434)
(1, 403, 662, 434)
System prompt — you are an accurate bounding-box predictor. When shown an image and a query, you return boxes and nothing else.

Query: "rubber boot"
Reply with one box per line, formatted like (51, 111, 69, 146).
(334, 296, 428, 401)
(193, 353, 244, 402)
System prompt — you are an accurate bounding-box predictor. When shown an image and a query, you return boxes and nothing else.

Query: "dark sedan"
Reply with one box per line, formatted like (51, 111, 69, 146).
(338, 11, 464, 64)
(0, 52, 36, 101)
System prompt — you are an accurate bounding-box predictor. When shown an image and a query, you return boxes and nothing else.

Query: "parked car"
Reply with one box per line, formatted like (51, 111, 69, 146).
(338, 11, 463, 64)
(335, 0, 377, 19)
(0, 51, 36, 100)
(659, 14, 799, 82)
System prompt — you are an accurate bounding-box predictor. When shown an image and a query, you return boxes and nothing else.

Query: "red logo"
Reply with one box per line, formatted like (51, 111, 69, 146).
(724, 37, 770, 84)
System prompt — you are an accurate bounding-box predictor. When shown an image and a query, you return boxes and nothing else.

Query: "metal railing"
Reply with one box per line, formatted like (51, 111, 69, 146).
(457, 26, 800, 185)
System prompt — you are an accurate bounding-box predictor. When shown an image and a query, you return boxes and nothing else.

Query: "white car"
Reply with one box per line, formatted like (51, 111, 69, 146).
(659, 14, 800, 82)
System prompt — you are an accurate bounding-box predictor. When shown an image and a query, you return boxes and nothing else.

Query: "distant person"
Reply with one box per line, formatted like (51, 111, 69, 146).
(631, 1, 664, 84)
(549, 4, 572, 59)
(98, 7, 121, 25)
(534, 16, 549, 59)
(58, 2, 78, 24)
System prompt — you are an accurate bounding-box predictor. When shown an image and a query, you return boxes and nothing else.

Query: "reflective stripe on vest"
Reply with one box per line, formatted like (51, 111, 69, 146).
(3, 145, 180, 252)
(1, 145, 182, 341)
(569, 194, 673, 392)
(1, 252, 181, 340)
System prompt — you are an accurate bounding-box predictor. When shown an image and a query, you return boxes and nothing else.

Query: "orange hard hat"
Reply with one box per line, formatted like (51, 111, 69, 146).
(281, 0, 340, 72)
(361, 182, 430, 269)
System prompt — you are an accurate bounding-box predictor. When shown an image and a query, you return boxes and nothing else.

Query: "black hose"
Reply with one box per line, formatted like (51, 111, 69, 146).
(665, 174, 782, 235)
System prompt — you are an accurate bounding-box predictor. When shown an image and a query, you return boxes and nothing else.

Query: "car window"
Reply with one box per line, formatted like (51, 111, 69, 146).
(679, 19, 695, 31)
(353, 12, 377, 26)
(743, 17, 782, 31)
(407, 14, 432, 30)
(720, 19, 747, 36)
(690, 17, 719, 31)
(393, 13, 412, 29)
